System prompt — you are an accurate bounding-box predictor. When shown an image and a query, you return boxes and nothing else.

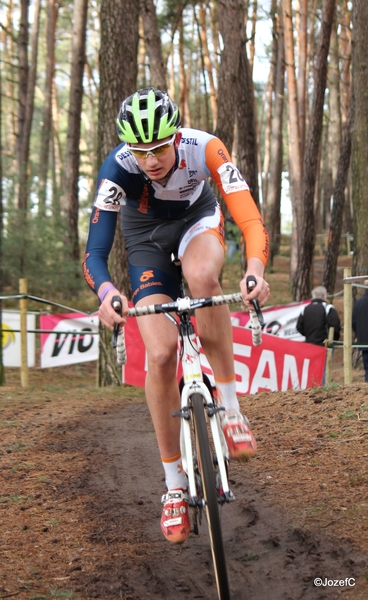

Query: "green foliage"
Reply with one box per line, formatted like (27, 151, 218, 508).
(3, 207, 85, 299)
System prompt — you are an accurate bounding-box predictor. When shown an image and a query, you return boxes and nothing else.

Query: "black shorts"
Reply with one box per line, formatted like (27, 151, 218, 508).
(121, 183, 224, 303)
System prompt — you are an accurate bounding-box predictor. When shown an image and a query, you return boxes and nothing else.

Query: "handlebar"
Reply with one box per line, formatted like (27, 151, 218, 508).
(110, 284, 264, 363)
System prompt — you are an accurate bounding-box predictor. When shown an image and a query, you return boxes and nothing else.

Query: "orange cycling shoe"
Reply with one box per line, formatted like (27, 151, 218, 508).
(161, 488, 190, 544)
(221, 410, 257, 461)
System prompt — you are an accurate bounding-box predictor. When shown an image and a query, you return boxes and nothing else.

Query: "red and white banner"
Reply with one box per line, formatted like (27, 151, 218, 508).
(39, 303, 325, 393)
(122, 315, 326, 394)
(40, 313, 99, 368)
(231, 300, 311, 341)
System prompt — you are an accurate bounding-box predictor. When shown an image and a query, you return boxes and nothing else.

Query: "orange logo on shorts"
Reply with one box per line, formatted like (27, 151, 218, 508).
(140, 270, 155, 282)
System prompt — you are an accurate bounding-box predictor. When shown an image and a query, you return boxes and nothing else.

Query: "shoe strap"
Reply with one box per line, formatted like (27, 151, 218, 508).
(223, 410, 251, 427)
(161, 489, 188, 504)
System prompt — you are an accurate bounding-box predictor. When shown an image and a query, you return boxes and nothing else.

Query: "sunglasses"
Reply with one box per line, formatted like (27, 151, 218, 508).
(128, 134, 176, 159)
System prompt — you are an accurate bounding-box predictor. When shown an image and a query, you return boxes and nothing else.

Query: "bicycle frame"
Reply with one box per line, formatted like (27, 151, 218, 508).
(175, 309, 232, 506)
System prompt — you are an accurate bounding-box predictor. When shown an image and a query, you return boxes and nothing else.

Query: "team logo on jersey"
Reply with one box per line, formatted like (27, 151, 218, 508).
(180, 137, 198, 145)
(140, 270, 155, 282)
(117, 149, 132, 161)
(178, 159, 187, 169)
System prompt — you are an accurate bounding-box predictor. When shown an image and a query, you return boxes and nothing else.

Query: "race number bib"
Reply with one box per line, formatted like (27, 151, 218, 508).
(217, 163, 249, 194)
(94, 178, 126, 211)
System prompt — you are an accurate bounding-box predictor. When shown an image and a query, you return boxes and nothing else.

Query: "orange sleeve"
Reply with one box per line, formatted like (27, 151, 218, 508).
(205, 137, 269, 266)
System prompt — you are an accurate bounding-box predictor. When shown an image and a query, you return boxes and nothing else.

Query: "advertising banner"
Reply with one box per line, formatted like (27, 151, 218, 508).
(1, 311, 36, 367)
(231, 300, 311, 341)
(122, 315, 326, 394)
(40, 313, 99, 368)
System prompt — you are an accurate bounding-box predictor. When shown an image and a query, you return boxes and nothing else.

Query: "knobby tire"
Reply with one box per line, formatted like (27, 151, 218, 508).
(191, 393, 230, 600)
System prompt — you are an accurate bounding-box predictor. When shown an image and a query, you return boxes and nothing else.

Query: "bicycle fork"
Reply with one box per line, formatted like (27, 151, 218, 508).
(175, 317, 234, 507)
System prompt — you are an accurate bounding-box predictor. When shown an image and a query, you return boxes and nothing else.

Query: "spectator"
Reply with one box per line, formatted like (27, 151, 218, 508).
(352, 279, 368, 382)
(296, 286, 341, 346)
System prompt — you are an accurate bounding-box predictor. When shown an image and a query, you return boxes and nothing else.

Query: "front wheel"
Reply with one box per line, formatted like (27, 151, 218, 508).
(191, 393, 230, 600)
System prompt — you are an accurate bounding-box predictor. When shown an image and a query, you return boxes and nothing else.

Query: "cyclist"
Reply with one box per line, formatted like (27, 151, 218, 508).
(83, 88, 270, 544)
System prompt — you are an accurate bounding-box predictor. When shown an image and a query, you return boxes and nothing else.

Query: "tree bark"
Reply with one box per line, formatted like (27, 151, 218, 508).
(338, 0, 351, 126)
(215, 0, 243, 154)
(351, 0, 368, 279)
(297, 0, 307, 157)
(98, 0, 139, 295)
(197, 2, 217, 131)
(236, 39, 259, 207)
(98, 0, 139, 385)
(16, 0, 41, 277)
(64, 0, 88, 264)
(38, 0, 58, 215)
(16, 0, 29, 175)
(17, 0, 40, 213)
(140, 0, 167, 90)
(293, 0, 336, 300)
(282, 0, 303, 278)
(323, 101, 352, 294)
(178, 13, 187, 126)
(266, 2, 285, 266)
(0, 57, 4, 385)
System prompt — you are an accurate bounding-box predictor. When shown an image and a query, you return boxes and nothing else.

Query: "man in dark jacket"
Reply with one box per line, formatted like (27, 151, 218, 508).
(296, 286, 341, 346)
(352, 279, 368, 382)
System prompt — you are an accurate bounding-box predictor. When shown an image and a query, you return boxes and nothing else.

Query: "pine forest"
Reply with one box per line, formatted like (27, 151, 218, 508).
(0, 0, 367, 303)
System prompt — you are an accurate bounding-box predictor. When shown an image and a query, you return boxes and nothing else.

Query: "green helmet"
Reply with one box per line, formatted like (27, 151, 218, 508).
(116, 88, 181, 144)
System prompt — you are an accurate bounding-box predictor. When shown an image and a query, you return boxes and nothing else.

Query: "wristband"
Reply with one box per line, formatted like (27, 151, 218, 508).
(98, 284, 118, 304)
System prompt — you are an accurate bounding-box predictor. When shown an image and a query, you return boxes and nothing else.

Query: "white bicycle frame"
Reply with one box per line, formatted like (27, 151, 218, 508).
(112, 282, 263, 505)
(178, 316, 231, 503)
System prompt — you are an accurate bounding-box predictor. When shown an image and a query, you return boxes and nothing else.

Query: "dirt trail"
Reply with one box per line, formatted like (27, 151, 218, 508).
(73, 401, 366, 600)
(0, 378, 367, 600)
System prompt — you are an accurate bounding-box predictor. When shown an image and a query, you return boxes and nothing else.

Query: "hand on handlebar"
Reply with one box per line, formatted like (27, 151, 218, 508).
(110, 294, 128, 364)
(98, 287, 128, 332)
(240, 272, 270, 309)
(245, 275, 265, 327)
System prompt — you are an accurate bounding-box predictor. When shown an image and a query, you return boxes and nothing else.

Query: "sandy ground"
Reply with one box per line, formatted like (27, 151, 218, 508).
(0, 357, 367, 600)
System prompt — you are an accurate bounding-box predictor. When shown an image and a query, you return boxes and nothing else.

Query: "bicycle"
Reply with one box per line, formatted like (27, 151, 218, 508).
(111, 260, 264, 600)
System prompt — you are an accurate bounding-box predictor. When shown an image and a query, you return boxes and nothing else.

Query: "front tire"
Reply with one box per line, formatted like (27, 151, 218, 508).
(191, 393, 230, 600)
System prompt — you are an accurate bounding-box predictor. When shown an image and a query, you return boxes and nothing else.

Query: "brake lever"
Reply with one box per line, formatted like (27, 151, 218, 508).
(246, 275, 265, 327)
(111, 295, 122, 348)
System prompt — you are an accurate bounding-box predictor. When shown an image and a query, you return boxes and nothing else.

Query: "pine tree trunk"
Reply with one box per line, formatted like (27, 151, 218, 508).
(198, 2, 217, 130)
(16, 0, 41, 276)
(140, 0, 167, 90)
(293, 0, 336, 300)
(323, 101, 352, 294)
(0, 60, 4, 385)
(215, 0, 243, 154)
(64, 0, 88, 264)
(97, 0, 139, 386)
(38, 0, 58, 215)
(282, 0, 303, 278)
(351, 0, 368, 279)
(236, 42, 259, 207)
(266, 2, 285, 266)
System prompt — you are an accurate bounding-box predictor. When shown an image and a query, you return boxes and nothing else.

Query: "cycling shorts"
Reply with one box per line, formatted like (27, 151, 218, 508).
(122, 184, 225, 304)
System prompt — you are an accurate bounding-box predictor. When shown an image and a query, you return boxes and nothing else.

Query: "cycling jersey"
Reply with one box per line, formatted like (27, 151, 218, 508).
(83, 127, 269, 301)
